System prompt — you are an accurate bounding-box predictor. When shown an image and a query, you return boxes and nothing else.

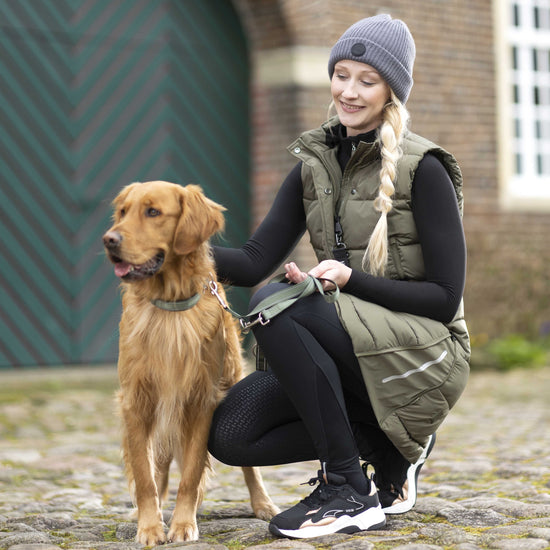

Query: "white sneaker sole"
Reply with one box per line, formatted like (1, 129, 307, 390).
(382, 433, 436, 515)
(271, 505, 386, 539)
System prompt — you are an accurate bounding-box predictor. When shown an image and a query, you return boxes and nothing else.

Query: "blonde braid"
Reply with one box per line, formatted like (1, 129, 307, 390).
(362, 91, 410, 275)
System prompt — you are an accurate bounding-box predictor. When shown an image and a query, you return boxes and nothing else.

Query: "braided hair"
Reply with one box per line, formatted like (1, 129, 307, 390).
(362, 90, 409, 276)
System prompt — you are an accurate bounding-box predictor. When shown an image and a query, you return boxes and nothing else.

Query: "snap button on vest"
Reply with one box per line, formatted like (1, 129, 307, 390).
(294, 147, 301, 154)
(324, 188, 332, 195)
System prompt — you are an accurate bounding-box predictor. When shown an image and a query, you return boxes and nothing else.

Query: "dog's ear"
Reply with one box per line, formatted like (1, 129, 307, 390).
(173, 184, 226, 255)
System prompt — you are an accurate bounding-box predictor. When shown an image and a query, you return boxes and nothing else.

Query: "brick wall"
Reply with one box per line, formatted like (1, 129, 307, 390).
(234, 0, 550, 339)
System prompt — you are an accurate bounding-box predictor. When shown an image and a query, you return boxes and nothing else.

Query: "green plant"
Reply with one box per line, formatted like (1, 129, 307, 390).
(477, 334, 550, 371)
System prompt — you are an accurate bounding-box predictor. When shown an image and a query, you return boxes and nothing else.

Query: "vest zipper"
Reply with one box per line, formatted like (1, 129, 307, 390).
(294, 140, 342, 253)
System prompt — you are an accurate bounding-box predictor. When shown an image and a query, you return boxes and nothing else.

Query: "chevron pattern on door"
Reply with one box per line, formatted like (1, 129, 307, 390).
(0, 0, 250, 368)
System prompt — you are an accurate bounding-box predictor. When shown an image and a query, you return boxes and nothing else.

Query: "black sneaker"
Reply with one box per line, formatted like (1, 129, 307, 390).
(374, 433, 436, 514)
(268, 470, 386, 539)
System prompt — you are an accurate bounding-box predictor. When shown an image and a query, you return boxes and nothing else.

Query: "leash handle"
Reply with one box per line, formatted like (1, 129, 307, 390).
(208, 274, 339, 333)
(239, 275, 339, 333)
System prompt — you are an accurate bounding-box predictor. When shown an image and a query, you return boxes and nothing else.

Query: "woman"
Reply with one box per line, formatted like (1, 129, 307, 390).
(209, 14, 470, 539)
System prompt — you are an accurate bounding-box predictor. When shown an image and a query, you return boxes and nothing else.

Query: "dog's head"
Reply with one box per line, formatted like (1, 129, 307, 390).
(103, 181, 225, 281)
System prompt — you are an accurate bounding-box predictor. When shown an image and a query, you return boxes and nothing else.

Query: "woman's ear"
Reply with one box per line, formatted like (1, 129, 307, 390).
(173, 184, 226, 255)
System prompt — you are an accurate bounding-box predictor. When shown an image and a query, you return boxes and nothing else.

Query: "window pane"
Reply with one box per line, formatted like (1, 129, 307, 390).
(516, 153, 522, 174)
(513, 3, 520, 26)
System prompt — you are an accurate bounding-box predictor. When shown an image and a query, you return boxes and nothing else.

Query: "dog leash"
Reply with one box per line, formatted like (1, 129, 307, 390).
(208, 274, 340, 333)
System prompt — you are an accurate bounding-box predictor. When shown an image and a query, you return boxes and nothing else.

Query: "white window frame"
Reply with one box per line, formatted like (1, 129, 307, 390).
(496, 0, 550, 209)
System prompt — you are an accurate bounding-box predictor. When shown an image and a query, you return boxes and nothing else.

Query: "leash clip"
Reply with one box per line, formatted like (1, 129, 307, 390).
(239, 312, 270, 333)
(208, 279, 228, 310)
(209, 276, 271, 333)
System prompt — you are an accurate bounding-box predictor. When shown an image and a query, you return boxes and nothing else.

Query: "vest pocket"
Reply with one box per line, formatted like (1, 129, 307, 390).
(394, 388, 450, 439)
(388, 239, 425, 280)
(387, 239, 405, 279)
(379, 391, 448, 463)
(378, 338, 470, 462)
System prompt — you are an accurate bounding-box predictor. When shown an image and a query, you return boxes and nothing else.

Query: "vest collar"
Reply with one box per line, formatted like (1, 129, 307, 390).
(324, 121, 378, 148)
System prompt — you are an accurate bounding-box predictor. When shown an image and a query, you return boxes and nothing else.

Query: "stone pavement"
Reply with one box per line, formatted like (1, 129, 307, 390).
(0, 364, 549, 550)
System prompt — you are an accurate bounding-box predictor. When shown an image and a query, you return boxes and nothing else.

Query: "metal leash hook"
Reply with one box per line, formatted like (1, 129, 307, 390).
(208, 277, 270, 333)
(208, 279, 228, 310)
(239, 312, 270, 332)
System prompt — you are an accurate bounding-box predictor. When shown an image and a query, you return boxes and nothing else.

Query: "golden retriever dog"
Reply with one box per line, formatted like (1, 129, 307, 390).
(102, 181, 278, 545)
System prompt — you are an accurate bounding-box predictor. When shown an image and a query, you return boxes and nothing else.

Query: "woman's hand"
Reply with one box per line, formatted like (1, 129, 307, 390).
(309, 260, 352, 290)
(285, 260, 352, 290)
(284, 262, 309, 284)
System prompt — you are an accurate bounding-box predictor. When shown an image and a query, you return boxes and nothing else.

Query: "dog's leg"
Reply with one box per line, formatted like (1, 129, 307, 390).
(168, 412, 211, 542)
(242, 466, 280, 520)
(122, 407, 166, 546)
(155, 451, 172, 511)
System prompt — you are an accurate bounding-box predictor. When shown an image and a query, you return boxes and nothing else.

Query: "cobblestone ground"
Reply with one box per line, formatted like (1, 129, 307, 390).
(0, 364, 549, 550)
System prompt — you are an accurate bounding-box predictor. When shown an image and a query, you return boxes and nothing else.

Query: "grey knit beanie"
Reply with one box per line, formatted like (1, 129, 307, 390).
(328, 14, 416, 104)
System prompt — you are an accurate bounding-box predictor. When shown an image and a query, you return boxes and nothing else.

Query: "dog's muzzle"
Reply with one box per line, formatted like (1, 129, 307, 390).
(103, 231, 165, 281)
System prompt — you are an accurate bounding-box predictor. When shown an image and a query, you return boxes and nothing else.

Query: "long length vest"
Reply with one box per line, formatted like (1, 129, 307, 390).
(288, 120, 470, 463)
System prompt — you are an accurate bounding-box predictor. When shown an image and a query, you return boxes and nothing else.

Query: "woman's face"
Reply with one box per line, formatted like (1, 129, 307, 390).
(331, 60, 391, 136)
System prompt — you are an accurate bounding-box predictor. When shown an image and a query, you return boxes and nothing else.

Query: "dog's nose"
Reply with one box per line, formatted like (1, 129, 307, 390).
(103, 230, 122, 250)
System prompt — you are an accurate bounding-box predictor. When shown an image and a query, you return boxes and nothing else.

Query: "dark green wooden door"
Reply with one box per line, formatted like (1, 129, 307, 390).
(0, 0, 250, 368)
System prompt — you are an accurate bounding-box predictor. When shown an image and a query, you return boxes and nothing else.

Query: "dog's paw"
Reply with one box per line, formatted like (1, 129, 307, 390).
(253, 499, 281, 521)
(167, 521, 199, 542)
(136, 523, 166, 546)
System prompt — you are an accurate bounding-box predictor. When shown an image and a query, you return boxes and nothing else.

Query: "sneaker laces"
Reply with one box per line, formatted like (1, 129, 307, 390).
(300, 471, 341, 508)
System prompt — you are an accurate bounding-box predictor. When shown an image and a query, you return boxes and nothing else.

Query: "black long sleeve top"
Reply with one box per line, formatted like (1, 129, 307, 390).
(214, 130, 466, 324)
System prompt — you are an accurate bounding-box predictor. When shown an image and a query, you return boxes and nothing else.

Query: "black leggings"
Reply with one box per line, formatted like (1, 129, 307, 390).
(208, 283, 394, 472)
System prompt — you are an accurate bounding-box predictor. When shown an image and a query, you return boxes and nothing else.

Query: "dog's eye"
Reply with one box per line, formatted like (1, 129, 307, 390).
(146, 207, 161, 217)
(119, 208, 126, 218)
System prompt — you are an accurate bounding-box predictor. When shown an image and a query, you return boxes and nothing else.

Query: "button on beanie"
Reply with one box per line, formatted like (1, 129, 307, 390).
(328, 14, 416, 104)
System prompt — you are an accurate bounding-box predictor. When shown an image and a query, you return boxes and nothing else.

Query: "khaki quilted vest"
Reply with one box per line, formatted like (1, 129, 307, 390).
(288, 120, 470, 462)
